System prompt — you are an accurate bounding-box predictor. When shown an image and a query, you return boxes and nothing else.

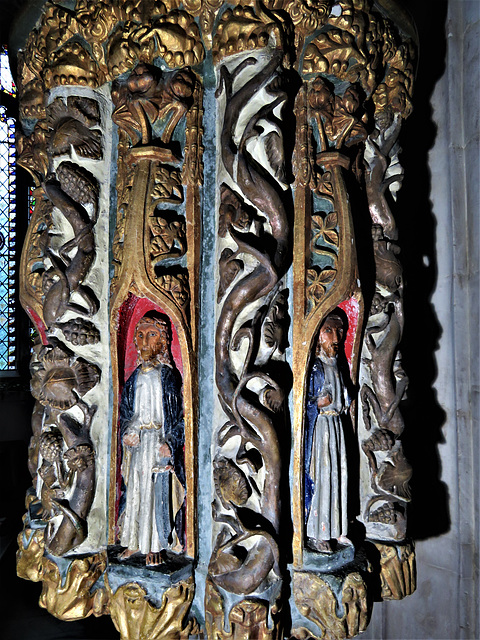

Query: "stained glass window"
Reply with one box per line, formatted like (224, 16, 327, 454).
(0, 47, 16, 97)
(0, 47, 16, 370)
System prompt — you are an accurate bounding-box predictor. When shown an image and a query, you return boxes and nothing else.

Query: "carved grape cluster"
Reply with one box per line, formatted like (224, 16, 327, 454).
(56, 318, 100, 346)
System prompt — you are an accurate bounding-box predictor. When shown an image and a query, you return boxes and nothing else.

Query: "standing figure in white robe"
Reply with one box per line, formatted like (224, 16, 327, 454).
(305, 312, 351, 553)
(118, 312, 185, 566)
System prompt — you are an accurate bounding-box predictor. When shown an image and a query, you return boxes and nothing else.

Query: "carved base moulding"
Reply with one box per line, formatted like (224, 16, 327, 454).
(375, 540, 416, 601)
(16, 0, 418, 637)
(205, 577, 283, 640)
(293, 570, 371, 640)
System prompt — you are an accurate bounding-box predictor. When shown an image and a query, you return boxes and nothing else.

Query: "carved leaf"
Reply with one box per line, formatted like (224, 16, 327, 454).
(318, 268, 336, 284)
(218, 184, 252, 238)
(152, 167, 183, 203)
(325, 211, 338, 229)
(262, 386, 284, 412)
(213, 457, 250, 509)
(376, 450, 412, 502)
(218, 248, 243, 302)
(263, 321, 281, 348)
(50, 120, 102, 159)
(156, 273, 190, 308)
(150, 217, 186, 260)
(323, 228, 339, 246)
(264, 130, 285, 182)
(311, 215, 324, 232)
(307, 267, 337, 305)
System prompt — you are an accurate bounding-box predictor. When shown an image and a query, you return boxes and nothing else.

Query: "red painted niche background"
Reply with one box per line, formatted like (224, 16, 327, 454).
(339, 295, 360, 370)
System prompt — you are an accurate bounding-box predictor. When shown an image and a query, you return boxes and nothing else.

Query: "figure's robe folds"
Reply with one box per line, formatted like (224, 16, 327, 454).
(305, 353, 349, 543)
(119, 364, 185, 554)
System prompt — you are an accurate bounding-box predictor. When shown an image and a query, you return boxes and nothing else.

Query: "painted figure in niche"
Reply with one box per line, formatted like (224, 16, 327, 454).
(118, 312, 185, 565)
(305, 311, 352, 553)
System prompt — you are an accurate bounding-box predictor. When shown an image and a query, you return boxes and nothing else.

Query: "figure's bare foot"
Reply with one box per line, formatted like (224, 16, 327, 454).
(337, 535, 352, 547)
(118, 548, 140, 561)
(316, 540, 333, 553)
(308, 537, 333, 553)
(146, 551, 164, 566)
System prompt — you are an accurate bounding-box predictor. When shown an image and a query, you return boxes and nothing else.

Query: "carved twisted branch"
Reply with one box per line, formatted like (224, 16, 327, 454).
(210, 52, 292, 596)
(360, 114, 411, 536)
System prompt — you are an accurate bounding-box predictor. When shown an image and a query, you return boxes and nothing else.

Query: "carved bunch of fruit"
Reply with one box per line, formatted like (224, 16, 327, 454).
(31, 341, 99, 555)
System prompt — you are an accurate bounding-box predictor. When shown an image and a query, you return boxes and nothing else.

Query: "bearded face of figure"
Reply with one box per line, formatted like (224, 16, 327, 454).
(317, 316, 344, 359)
(134, 322, 166, 364)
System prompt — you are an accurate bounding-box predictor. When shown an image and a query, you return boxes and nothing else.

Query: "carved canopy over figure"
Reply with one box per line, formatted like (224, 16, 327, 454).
(305, 311, 352, 553)
(118, 311, 185, 566)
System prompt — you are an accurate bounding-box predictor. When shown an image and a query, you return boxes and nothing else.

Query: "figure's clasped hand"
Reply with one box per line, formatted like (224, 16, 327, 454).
(123, 432, 140, 447)
(317, 393, 332, 409)
(158, 442, 171, 458)
(154, 442, 173, 471)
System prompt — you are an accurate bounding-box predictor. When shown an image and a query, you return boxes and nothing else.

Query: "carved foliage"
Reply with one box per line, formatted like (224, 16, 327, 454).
(293, 571, 370, 639)
(301, 0, 416, 114)
(112, 64, 195, 147)
(212, 3, 290, 64)
(375, 541, 416, 600)
(46, 96, 102, 159)
(20, 0, 205, 93)
(29, 340, 99, 555)
(359, 113, 411, 537)
(19, 92, 106, 558)
(107, 577, 199, 640)
(39, 554, 107, 621)
(211, 51, 293, 608)
(111, 63, 200, 325)
(149, 214, 186, 262)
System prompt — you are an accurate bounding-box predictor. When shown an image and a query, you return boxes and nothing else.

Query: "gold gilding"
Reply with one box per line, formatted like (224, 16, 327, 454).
(16, 527, 45, 582)
(293, 571, 371, 639)
(205, 578, 282, 640)
(375, 541, 416, 600)
(39, 553, 107, 621)
(106, 576, 199, 640)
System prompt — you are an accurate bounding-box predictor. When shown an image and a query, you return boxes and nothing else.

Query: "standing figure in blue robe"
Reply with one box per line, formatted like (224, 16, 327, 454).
(304, 311, 351, 553)
(118, 312, 185, 565)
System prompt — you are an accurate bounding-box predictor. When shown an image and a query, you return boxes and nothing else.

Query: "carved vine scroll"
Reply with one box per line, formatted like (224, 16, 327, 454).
(207, 45, 293, 636)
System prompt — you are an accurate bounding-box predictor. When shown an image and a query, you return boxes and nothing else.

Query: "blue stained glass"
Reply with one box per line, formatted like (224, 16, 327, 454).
(0, 105, 16, 370)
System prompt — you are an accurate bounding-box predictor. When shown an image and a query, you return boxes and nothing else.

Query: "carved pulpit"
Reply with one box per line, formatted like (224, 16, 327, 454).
(16, 0, 417, 637)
